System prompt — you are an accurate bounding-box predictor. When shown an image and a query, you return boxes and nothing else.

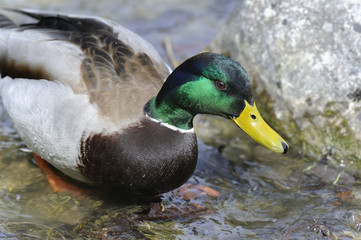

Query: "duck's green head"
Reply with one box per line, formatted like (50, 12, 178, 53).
(147, 52, 288, 154)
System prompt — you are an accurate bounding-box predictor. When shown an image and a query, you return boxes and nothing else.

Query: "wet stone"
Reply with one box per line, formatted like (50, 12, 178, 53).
(210, 0, 361, 176)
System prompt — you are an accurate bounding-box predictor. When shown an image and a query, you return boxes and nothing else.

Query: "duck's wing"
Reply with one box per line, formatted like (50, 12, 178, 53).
(0, 9, 170, 126)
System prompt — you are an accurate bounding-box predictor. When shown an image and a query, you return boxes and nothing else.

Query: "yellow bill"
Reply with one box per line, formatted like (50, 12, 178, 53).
(231, 101, 289, 154)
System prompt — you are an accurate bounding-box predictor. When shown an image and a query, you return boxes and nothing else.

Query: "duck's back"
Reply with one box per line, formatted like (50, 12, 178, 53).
(0, 9, 170, 126)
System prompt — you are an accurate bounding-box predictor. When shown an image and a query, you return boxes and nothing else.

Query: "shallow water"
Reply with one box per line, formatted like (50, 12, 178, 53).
(0, 1, 361, 239)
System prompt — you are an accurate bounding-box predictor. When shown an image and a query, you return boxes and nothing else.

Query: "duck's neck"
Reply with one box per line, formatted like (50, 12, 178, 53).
(145, 97, 194, 130)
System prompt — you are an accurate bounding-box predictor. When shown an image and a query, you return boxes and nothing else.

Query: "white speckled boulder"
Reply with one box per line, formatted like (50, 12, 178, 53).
(210, 1, 361, 174)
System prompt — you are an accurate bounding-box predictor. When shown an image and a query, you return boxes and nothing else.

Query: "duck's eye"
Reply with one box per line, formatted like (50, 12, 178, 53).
(215, 81, 227, 90)
(251, 114, 257, 120)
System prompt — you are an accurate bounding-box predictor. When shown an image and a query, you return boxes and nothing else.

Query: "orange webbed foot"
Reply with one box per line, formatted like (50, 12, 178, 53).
(33, 154, 91, 199)
(173, 183, 220, 200)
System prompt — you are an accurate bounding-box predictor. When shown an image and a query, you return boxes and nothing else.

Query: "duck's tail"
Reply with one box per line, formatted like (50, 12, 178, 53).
(0, 13, 16, 29)
(0, 14, 12, 82)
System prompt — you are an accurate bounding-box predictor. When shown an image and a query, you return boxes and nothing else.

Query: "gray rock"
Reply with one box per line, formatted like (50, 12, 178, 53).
(210, 1, 361, 174)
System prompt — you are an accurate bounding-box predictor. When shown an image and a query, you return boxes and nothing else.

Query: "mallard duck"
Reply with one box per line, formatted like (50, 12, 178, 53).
(0, 9, 288, 195)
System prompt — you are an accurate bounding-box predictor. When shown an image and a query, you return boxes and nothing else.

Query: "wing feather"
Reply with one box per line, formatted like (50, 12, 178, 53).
(0, 9, 171, 126)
